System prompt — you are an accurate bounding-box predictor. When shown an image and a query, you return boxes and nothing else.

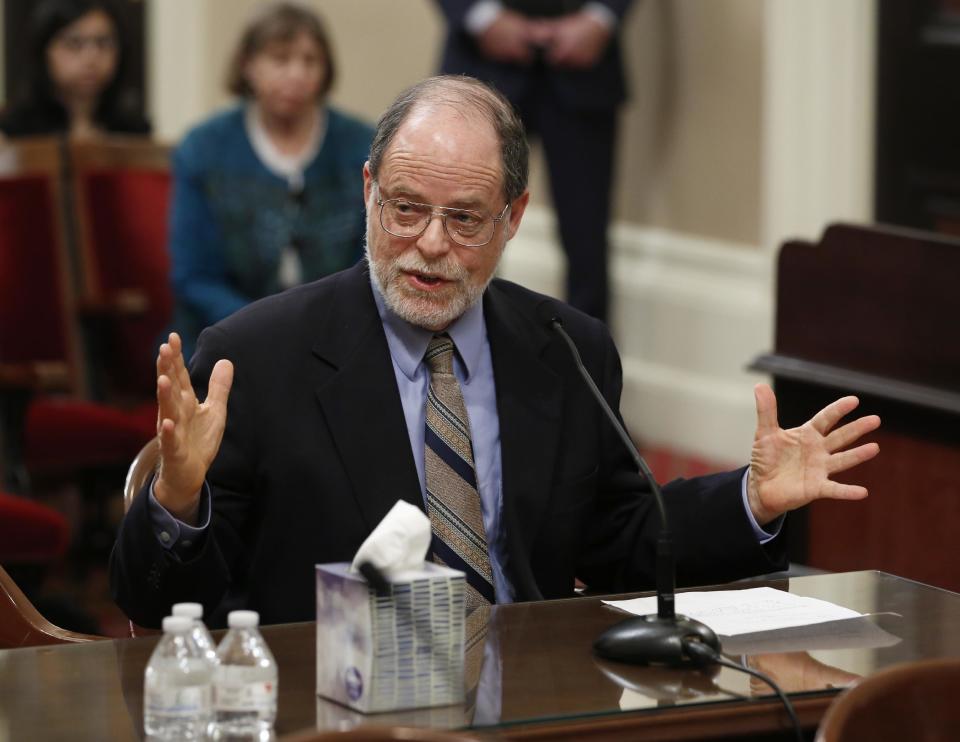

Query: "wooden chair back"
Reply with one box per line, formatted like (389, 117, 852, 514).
(122, 436, 161, 638)
(0, 564, 103, 649)
(816, 658, 960, 741)
(124, 436, 160, 514)
(67, 138, 173, 400)
(0, 137, 86, 396)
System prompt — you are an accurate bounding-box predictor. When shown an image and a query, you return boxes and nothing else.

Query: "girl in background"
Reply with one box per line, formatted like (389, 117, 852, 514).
(0, 0, 149, 139)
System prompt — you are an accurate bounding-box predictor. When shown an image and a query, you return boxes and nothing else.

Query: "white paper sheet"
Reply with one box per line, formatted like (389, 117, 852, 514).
(719, 615, 901, 654)
(602, 587, 864, 636)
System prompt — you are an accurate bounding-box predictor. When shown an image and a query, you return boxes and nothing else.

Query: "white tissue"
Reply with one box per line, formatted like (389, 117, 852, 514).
(350, 500, 432, 577)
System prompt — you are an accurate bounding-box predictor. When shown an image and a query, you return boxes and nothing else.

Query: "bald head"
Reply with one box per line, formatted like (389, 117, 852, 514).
(368, 76, 529, 203)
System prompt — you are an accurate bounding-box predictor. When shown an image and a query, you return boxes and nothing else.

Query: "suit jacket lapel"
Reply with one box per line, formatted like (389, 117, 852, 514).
(484, 282, 563, 601)
(312, 263, 424, 531)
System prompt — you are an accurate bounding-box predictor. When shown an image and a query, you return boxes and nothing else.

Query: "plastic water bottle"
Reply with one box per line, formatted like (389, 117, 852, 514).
(212, 610, 278, 739)
(143, 615, 214, 740)
(173, 602, 219, 665)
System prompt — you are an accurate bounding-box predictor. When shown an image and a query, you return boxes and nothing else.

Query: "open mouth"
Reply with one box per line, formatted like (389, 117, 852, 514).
(404, 270, 451, 290)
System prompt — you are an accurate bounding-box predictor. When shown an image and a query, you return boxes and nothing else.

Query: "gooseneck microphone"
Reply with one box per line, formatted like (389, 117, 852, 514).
(538, 302, 720, 667)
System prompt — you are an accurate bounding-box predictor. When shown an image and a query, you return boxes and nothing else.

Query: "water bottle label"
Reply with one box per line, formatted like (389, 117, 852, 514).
(214, 681, 277, 712)
(145, 685, 212, 717)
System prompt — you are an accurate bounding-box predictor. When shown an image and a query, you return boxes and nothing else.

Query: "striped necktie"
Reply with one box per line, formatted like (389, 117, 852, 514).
(424, 334, 495, 614)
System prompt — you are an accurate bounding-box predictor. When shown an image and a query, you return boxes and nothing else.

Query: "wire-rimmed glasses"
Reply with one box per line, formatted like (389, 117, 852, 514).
(375, 184, 510, 248)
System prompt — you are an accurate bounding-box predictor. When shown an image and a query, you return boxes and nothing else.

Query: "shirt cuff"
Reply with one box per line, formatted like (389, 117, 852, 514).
(464, 1, 504, 35)
(583, 2, 618, 30)
(147, 476, 212, 558)
(740, 470, 783, 544)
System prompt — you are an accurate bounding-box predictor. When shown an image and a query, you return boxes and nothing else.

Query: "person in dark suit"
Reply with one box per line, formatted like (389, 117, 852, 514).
(110, 76, 880, 629)
(436, 0, 633, 322)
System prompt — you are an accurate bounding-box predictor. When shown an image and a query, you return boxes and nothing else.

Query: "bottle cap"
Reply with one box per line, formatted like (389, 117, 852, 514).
(172, 602, 203, 619)
(227, 610, 260, 629)
(162, 615, 193, 633)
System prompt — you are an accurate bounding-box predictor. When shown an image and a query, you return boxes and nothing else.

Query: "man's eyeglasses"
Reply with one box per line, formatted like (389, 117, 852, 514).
(375, 184, 510, 248)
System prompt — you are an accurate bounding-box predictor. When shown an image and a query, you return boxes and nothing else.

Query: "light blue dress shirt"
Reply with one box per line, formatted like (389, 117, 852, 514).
(370, 285, 513, 603)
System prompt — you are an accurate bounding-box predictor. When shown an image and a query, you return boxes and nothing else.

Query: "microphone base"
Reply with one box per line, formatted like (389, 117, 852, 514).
(593, 613, 721, 667)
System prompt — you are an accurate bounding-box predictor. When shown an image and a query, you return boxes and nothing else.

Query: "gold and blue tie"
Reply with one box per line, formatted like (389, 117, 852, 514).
(424, 334, 496, 615)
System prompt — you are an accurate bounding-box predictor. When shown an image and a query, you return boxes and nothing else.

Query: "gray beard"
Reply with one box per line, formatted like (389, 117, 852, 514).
(364, 232, 494, 332)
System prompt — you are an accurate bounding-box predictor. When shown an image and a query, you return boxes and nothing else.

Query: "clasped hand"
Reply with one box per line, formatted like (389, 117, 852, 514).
(478, 9, 612, 68)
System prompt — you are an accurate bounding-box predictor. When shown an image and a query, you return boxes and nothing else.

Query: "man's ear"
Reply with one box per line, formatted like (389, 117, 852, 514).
(505, 190, 530, 241)
(362, 162, 373, 205)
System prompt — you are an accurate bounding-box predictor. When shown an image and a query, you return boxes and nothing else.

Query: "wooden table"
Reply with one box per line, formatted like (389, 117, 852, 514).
(2, 571, 958, 740)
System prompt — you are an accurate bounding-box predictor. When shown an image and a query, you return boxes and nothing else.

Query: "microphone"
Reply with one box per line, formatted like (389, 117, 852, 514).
(537, 301, 720, 667)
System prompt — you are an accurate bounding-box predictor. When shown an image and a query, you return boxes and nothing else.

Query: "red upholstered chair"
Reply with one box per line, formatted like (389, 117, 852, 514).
(0, 138, 155, 498)
(0, 491, 107, 648)
(0, 490, 70, 564)
(1, 138, 83, 488)
(68, 139, 173, 403)
(25, 399, 155, 475)
(0, 139, 80, 391)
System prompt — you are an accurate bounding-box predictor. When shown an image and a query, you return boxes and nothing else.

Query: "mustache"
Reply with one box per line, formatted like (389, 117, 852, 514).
(391, 254, 467, 282)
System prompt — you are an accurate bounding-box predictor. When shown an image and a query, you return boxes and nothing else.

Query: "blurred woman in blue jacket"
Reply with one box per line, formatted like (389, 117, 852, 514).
(169, 2, 372, 357)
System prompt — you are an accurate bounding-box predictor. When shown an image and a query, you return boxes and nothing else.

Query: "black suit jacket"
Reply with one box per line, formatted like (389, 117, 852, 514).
(111, 262, 783, 628)
(436, 0, 633, 111)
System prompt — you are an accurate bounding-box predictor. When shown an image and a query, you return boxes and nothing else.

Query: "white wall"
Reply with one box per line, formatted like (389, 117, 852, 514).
(761, 0, 877, 249)
(616, 0, 766, 245)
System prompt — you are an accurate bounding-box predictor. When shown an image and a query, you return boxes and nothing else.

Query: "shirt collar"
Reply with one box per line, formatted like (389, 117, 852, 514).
(370, 275, 486, 382)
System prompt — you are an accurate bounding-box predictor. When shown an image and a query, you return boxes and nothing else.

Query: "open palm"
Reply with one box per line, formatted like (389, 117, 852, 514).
(747, 383, 880, 525)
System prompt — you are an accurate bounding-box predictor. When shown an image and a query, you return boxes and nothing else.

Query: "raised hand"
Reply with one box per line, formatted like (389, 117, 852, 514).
(154, 332, 233, 524)
(747, 383, 880, 526)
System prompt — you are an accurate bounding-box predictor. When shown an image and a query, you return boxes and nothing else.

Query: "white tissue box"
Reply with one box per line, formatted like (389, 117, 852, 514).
(315, 562, 466, 713)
